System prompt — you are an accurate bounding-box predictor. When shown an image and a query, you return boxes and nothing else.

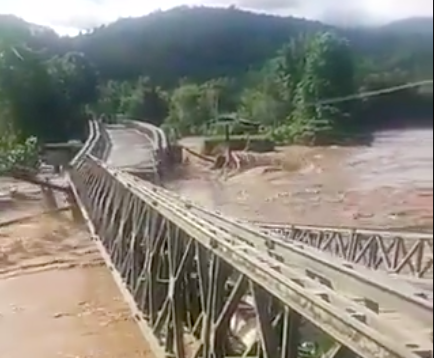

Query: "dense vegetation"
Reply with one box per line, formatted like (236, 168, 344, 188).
(0, 28, 96, 171)
(0, 7, 433, 166)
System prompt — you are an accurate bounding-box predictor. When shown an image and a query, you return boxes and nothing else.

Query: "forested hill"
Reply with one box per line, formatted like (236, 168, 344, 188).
(67, 7, 433, 85)
(380, 17, 433, 35)
(0, 15, 57, 48)
(68, 7, 332, 83)
(1, 8, 433, 86)
(0, 7, 432, 153)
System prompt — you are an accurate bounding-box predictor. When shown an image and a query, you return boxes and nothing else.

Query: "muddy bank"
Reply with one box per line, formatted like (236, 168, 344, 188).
(171, 129, 433, 231)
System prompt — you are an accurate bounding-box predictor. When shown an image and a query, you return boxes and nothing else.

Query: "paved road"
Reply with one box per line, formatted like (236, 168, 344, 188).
(106, 124, 156, 172)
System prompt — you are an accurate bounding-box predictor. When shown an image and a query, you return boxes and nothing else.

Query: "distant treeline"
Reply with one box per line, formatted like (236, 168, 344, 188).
(0, 7, 432, 147)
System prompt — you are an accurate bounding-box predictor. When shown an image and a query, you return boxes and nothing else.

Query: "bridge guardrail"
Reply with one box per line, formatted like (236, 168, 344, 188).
(92, 120, 111, 161)
(70, 120, 97, 167)
(256, 222, 433, 279)
(69, 118, 110, 164)
(68, 118, 110, 181)
(69, 155, 433, 358)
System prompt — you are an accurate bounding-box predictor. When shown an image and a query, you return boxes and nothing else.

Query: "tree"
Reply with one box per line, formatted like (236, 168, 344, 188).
(272, 34, 310, 114)
(0, 35, 39, 173)
(47, 52, 99, 138)
(238, 87, 279, 127)
(165, 83, 208, 135)
(48, 52, 99, 105)
(122, 77, 169, 126)
(0, 44, 57, 141)
(93, 80, 127, 117)
(290, 32, 357, 143)
(0, 33, 98, 143)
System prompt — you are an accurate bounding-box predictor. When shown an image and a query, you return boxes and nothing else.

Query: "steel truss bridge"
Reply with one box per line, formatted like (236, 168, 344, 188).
(66, 119, 433, 358)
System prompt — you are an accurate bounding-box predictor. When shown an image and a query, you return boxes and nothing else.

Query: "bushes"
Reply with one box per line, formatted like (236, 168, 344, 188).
(0, 135, 40, 174)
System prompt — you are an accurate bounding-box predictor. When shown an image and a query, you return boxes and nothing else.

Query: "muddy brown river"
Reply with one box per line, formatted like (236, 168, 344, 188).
(175, 128, 433, 229)
(180, 128, 433, 190)
(0, 215, 154, 358)
(348, 129, 433, 190)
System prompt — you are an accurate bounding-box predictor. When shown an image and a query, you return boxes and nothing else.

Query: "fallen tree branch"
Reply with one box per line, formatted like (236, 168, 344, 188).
(181, 145, 214, 163)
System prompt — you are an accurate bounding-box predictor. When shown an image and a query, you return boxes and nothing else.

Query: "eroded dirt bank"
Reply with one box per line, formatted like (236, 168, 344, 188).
(0, 192, 154, 358)
(169, 129, 433, 231)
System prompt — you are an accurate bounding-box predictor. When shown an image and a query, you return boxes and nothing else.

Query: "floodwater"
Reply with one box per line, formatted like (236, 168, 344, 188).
(348, 129, 433, 190)
(0, 267, 152, 358)
(0, 214, 154, 358)
(181, 128, 434, 191)
(173, 128, 433, 230)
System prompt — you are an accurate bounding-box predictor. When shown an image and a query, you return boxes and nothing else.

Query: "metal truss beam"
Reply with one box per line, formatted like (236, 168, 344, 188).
(69, 155, 432, 358)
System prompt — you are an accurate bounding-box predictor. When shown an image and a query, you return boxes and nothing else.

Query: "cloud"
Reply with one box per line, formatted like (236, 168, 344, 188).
(1, 0, 433, 35)
(236, 0, 433, 24)
(236, 0, 297, 13)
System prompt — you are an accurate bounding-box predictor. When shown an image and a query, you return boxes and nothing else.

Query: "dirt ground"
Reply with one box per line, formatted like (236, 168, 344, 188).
(168, 138, 433, 231)
(0, 187, 154, 358)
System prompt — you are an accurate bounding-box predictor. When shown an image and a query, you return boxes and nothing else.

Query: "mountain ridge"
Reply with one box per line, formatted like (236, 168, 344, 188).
(380, 16, 433, 34)
(1, 8, 432, 86)
(1, 9, 433, 37)
(0, 14, 55, 35)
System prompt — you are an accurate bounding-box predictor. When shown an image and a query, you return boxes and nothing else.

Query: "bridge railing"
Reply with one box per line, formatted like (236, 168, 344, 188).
(257, 222, 433, 279)
(124, 174, 433, 280)
(68, 154, 432, 358)
(69, 120, 97, 167)
(91, 120, 111, 161)
(70, 119, 111, 167)
(125, 119, 168, 153)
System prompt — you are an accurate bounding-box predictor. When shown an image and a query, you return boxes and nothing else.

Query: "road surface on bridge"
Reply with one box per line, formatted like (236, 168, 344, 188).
(105, 124, 156, 172)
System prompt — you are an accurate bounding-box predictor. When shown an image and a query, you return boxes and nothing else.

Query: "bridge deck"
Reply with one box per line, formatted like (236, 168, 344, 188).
(105, 124, 156, 172)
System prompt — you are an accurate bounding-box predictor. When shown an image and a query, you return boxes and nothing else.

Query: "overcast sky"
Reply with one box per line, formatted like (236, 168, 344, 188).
(1, 0, 433, 35)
